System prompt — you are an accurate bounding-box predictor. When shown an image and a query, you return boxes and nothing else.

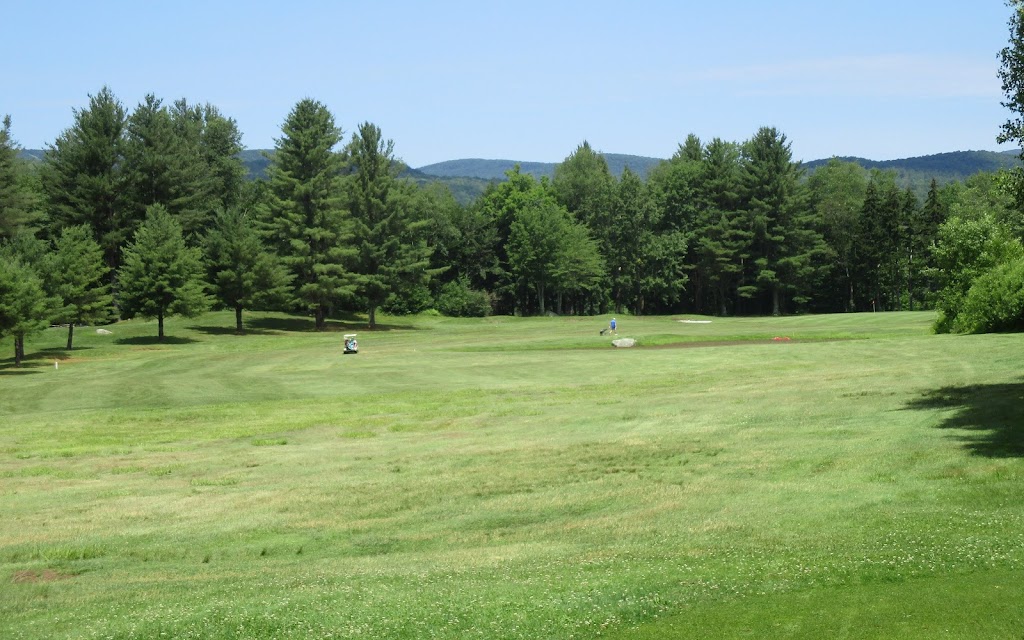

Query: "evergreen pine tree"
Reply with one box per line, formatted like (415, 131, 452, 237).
(123, 95, 215, 238)
(263, 99, 352, 331)
(204, 207, 292, 333)
(0, 115, 39, 239)
(41, 86, 128, 271)
(345, 122, 433, 328)
(0, 249, 53, 366)
(117, 205, 209, 341)
(740, 127, 819, 315)
(695, 138, 747, 315)
(45, 225, 113, 349)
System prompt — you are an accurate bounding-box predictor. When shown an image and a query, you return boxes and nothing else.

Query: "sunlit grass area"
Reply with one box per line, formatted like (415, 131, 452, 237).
(1, 311, 1022, 638)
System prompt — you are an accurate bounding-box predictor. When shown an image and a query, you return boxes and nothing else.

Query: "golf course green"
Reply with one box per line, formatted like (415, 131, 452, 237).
(2, 310, 1022, 639)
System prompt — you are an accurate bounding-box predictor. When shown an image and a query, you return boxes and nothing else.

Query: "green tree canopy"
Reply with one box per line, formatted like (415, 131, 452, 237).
(740, 127, 820, 315)
(41, 86, 128, 271)
(0, 240, 54, 366)
(690, 138, 746, 315)
(808, 158, 867, 312)
(122, 95, 217, 238)
(506, 197, 576, 315)
(930, 212, 1024, 333)
(552, 141, 615, 226)
(117, 204, 210, 341)
(344, 122, 433, 328)
(609, 167, 686, 315)
(45, 225, 113, 349)
(0, 116, 40, 239)
(262, 98, 352, 331)
(204, 207, 292, 333)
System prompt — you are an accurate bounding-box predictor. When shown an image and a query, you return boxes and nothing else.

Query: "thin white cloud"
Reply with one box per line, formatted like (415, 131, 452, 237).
(688, 54, 1000, 99)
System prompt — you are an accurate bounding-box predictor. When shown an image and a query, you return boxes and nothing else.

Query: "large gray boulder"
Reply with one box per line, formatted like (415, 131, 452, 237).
(611, 338, 636, 348)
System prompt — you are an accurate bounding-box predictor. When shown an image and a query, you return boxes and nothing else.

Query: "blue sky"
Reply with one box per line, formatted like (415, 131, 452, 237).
(2, 1, 1017, 167)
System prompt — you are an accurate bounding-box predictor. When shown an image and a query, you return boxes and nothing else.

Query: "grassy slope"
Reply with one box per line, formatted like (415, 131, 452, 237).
(1, 311, 1022, 639)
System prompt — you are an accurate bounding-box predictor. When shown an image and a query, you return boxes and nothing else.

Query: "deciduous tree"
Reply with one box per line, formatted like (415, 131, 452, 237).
(808, 159, 867, 312)
(506, 198, 575, 315)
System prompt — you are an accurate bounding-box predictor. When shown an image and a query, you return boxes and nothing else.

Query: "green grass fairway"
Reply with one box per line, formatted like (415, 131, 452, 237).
(2, 311, 1023, 639)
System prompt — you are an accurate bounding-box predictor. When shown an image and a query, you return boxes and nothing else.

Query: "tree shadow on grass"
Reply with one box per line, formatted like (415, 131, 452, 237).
(0, 363, 43, 375)
(904, 381, 1024, 457)
(0, 350, 62, 374)
(114, 336, 199, 346)
(37, 346, 94, 355)
(187, 325, 278, 337)
(245, 315, 421, 333)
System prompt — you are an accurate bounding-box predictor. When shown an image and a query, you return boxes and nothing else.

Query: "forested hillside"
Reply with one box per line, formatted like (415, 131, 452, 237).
(804, 150, 1022, 199)
(407, 149, 1021, 205)
(19, 148, 1020, 205)
(416, 153, 665, 181)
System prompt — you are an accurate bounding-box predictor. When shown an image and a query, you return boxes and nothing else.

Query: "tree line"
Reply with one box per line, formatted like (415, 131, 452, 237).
(3, 79, 1024, 365)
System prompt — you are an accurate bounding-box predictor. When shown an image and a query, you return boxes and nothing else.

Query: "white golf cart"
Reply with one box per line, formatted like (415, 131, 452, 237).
(343, 334, 358, 354)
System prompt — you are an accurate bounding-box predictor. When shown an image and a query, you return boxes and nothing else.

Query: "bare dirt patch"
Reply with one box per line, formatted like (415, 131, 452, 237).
(644, 338, 849, 349)
(645, 340, 776, 349)
(11, 569, 72, 583)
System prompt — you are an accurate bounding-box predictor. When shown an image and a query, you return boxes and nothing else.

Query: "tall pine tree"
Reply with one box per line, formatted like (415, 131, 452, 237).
(117, 205, 209, 341)
(45, 225, 113, 349)
(0, 242, 54, 366)
(263, 99, 352, 331)
(740, 127, 820, 315)
(204, 207, 292, 333)
(345, 122, 433, 328)
(41, 86, 128, 271)
(122, 95, 214, 238)
(0, 116, 39, 238)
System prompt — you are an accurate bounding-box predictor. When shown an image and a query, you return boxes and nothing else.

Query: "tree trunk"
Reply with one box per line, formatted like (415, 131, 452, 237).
(235, 305, 244, 334)
(847, 268, 855, 312)
(158, 312, 165, 341)
(67, 324, 75, 350)
(368, 305, 376, 330)
(315, 306, 326, 331)
(907, 252, 915, 311)
(694, 271, 704, 314)
(13, 336, 22, 367)
(537, 282, 546, 315)
(899, 263, 905, 310)
(772, 285, 781, 316)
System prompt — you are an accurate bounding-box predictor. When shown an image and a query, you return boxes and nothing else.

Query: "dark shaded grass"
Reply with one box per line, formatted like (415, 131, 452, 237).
(905, 380, 1024, 458)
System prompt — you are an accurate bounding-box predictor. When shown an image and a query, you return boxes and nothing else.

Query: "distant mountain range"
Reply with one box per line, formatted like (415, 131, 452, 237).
(414, 153, 665, 181)
(20, 148, 1023, 205)
(409, 150, 1023, 204)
